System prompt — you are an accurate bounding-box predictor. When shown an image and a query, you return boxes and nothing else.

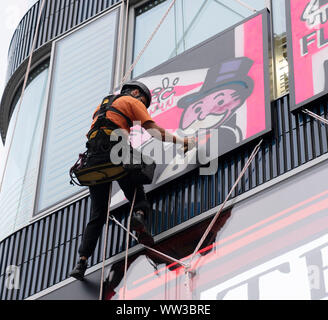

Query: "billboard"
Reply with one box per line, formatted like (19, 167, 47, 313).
(111, 10, 271, 207)
(104, 159, 328, 300)
(286, 0, 328, 111)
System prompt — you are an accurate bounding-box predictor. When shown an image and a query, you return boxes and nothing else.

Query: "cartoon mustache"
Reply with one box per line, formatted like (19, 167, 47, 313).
(182, 113, 228, 134)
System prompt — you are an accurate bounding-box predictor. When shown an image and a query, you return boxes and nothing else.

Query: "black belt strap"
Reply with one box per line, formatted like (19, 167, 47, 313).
(94, 95, 133, 128)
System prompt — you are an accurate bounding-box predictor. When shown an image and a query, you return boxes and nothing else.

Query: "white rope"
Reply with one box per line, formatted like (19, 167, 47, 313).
(122, 188, 137, 300)
(120, 0, 178, 86)
(0, 0, 46, 194)
(107, 139, 262, 300)
(233, 0, 257, 12)
(109, 214, 188, 268)
(99, 182, 113, 300)
(303, 108, 328, 126)
(119, 0, 130, 91)
(187, 139, 263, 268)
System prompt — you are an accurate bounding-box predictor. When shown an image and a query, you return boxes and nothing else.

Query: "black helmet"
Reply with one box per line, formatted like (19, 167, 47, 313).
(121, 80, 152, 108)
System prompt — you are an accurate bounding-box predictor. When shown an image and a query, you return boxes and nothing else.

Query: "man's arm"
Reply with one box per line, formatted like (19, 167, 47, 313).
(142, 120, 195, 153)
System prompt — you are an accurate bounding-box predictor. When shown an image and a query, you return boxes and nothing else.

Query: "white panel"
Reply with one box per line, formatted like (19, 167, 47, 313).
(37, 9, 118, 212)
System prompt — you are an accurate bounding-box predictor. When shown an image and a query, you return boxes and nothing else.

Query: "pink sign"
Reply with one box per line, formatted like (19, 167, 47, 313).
(287, 0, 328, 110)
(111, 11, 271, 207)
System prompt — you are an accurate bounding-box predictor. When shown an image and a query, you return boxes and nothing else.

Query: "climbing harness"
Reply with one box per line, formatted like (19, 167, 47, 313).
(69, 94, 156, 186)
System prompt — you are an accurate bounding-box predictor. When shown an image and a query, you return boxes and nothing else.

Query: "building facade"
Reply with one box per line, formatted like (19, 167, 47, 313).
(0, 0, 328, 300)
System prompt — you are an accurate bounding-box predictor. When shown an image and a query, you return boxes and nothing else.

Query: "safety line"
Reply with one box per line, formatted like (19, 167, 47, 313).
(0, 0, 46, 195)
(106, 139, 262, 300)
(120, 0, 178, 86)
(99, 182, 113, 300)
(187, 139, 263, 268)
(303, 108, 328, 126)
(119, 0, 130, 91)
(233, 0, 257, 12)
(109, 215, 188, 268)
(122, 188, 137, 300)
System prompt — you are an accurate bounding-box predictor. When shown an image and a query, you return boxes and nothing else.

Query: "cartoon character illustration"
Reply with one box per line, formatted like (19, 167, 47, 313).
(177, 57, 254, 140)
(153, 58, 255, 185)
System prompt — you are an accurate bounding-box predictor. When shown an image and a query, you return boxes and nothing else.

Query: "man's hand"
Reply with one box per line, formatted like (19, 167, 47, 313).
(142, 120, 196, 154)
(183, 136, 196, 154)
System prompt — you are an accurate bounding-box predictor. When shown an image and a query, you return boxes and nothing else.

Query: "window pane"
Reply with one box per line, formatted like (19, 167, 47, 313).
(36, 9, 119, 213)
(133, 0, 266, 77)
(133, 0, 176, 77)
(272, 0, 288, 98)
(181, 0, 263, 52)
(0, 68, 49, 241)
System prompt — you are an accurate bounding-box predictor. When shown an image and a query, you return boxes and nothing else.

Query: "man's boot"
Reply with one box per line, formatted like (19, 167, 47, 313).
(69, 258, 88, 280)
(131, 210, 154, 247)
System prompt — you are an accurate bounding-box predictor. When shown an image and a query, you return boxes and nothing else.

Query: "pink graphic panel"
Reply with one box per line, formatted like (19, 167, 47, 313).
(287, 0, 328, 110)
(244, 14, 266, 138)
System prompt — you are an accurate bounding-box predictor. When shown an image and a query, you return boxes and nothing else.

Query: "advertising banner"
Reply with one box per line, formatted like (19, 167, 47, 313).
(286, 0, 328, 111)
(105, 159, 328, 300)
(111, 10, 271, 207)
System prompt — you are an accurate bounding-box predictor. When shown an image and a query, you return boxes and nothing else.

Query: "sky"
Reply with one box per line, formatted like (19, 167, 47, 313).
(0, 0, 38, 177)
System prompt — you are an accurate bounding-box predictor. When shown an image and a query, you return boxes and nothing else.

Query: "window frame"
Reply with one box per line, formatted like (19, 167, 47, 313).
(126, 0, 273, 81)
(32, 4, 122, 219)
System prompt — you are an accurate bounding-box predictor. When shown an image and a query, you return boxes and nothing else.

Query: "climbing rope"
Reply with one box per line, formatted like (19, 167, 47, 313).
(119, 0, 130, 91)
(99, 182, 113, 300)
(233, 0, 257, 13)
(105, 140, 262, 299)
(187, 139, 263, 268)
(120, 0, 178, 87)
(109, 214, 188, 268)
(302, 108, 328, 126)
(122, 188, 137, 300)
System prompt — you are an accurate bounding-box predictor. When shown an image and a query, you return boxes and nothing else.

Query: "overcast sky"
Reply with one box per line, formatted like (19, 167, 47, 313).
(0, 0, 38, 176)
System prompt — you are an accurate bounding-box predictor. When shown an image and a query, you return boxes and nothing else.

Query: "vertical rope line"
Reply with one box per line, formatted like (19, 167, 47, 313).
(122, 188, 137, 300)
(119, 0, 130, 91)
(99, 182, 113, 300)
(115, 0, 125, 90)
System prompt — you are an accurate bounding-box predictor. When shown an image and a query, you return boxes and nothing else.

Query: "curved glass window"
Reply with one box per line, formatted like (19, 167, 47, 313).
(0, 67, 49, 241)
(133, 0, 267, 77)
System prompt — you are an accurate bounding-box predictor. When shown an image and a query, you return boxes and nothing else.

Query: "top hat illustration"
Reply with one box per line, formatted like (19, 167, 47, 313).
(177, 57, 254, 109)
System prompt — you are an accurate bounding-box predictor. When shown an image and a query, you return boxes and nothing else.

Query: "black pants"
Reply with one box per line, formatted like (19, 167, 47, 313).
(78, 174, 150, 259)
